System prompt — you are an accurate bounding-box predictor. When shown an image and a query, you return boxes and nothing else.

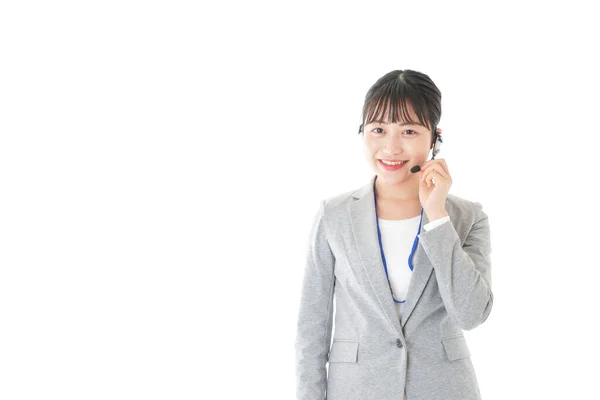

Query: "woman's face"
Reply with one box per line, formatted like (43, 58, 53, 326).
(362, 103, 437, 186)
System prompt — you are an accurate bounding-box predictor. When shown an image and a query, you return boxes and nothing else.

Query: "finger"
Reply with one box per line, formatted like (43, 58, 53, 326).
(423, 159, 449, 176)
(420, 169, 433, 188)
(419, 171, 430, 188)
(430, 170, 446, 187)
(437, 159, 450, 175)
(423, 169, 444, 188)
(421, 159, 447, 176)
(419, 170, 431, 188)
(422, 165, 447, 183)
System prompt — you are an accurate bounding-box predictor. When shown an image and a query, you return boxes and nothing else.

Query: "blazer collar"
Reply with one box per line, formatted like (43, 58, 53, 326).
(348, 174, 435, 335)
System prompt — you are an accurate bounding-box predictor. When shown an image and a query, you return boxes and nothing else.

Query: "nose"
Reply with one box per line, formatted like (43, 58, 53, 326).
(383, 134, 405, 154)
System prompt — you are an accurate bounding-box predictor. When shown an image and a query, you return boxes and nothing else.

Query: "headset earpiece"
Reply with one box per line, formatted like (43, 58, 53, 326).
(431, 127, 442, 160)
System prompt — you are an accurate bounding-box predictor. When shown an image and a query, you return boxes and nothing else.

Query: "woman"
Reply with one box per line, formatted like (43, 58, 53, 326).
(295, 69, 493, 400)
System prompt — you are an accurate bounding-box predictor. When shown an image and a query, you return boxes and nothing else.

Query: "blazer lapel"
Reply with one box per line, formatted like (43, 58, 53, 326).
(348, 174, 435, 336)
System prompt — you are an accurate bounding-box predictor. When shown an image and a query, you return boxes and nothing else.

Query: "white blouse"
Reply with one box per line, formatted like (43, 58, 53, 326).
(377, 215, 450, 320)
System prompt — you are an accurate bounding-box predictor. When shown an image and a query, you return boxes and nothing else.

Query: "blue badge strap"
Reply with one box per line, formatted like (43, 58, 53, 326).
(373, 180, 423, 304)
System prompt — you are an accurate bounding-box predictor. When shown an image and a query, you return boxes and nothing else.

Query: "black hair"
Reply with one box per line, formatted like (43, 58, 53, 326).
(358, 69, 443, 157)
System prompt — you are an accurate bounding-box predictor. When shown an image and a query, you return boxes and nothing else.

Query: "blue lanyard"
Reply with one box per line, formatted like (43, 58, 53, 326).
(373, 178, 423, 304)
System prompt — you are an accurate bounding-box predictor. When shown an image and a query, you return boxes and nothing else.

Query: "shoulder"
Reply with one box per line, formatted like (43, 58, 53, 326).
(320, 183, 364, 215)
(314, 189, 353, 225)
(303, 183, 362, 230)
(446, 193, 483, 214)
(324, 189, 356, 208)
(445, 193, 488, 229)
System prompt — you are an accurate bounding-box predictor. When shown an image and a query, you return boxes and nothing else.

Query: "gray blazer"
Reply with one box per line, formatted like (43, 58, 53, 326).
(295, 174, 493, 400)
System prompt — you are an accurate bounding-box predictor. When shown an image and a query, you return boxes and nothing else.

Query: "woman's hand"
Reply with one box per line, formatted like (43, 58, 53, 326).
(418, 158, 452, 219)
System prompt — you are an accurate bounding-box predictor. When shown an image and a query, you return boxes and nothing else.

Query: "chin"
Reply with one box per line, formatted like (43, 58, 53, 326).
(375, 171, 402, 181)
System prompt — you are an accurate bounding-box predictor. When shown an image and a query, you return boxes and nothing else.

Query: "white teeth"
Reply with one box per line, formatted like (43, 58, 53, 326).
(381, 160, 407, 166)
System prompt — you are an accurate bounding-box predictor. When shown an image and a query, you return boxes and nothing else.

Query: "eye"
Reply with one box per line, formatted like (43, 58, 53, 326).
(371, 127, 418, 135)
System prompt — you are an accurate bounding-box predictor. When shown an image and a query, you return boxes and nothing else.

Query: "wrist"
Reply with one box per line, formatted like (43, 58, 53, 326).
(426, 209, 449, 221)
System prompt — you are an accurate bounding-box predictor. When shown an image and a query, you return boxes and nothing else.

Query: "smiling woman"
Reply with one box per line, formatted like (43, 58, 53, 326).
(359, 70, 444, 202)
(295, 68, 493, 400)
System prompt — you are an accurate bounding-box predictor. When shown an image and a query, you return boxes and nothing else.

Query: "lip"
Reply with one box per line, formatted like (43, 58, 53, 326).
(378, 159, 408, 171)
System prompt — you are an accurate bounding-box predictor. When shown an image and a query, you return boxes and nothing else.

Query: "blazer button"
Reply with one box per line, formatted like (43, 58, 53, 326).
(396, 338, 403, 348)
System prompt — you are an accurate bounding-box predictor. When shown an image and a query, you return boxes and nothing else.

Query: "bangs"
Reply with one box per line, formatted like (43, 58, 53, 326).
(363, 87, 433, 131)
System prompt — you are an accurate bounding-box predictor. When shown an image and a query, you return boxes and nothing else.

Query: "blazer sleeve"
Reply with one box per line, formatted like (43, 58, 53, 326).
(295, 200, 336, 400)
(417, 202, 493, 331)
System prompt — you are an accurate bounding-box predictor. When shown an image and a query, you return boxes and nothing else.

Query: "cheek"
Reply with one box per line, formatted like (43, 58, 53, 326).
(407, 142, 429, 155)
(362, 147, 373, 163)
(362, 141, 376, 155)
(365, 138, 379, 151)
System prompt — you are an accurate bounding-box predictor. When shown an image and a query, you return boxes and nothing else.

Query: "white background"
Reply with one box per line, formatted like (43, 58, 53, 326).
(1, 1, 599, 399)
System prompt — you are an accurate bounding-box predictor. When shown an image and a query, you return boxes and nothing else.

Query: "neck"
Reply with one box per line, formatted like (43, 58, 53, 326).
(375, 175, 420, 201)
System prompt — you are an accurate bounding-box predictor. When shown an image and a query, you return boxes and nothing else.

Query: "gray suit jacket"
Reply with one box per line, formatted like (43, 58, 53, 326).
(295, 174, 493, 400)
